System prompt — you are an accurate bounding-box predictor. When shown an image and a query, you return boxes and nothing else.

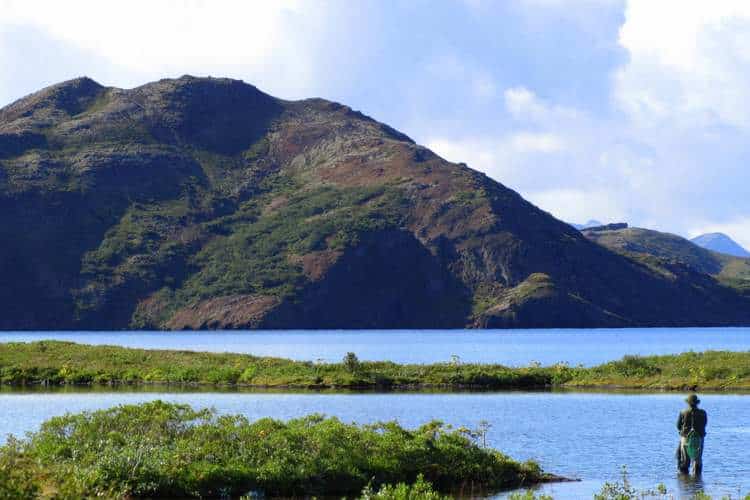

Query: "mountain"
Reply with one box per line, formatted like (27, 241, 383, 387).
(570, 219, 603, 230)
(691, 233, 750, 258)
(582, 226, 750, 294)
(2, 76, 750, 330)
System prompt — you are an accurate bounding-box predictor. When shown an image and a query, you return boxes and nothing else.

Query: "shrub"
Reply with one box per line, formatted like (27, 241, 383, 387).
(1, 401, 544, 498)
(0, 437, 40, 499)
(359, 475, 451, 500)
(610, 355, 661, 377)
(344, 352, 361, 373)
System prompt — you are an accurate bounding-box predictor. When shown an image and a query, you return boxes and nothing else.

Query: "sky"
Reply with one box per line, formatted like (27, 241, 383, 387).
(1, 0, 749, 247)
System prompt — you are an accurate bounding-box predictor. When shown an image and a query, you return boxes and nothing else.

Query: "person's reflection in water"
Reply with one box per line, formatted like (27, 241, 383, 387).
(677, 471, 705, 498)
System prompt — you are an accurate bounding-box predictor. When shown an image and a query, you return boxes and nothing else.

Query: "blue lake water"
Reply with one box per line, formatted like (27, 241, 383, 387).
(0, 389, 747, 499)
(3, 328, 750, 498)
(2, 327, 750, 366)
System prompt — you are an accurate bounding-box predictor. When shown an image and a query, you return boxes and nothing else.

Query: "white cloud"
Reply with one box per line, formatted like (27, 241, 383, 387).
(509, 132, 565, 153)
(426, 131, 566, 184)
(503, 86, 580, 124)
(2, 0, 303, 70)
(526, 188, 628, 224)
(428, 81, 714, 229)
(426, 131, 642, 225)
(616, 0, 750, 130)
(0, 0, 328, 100)
(504, 87, 545, 120)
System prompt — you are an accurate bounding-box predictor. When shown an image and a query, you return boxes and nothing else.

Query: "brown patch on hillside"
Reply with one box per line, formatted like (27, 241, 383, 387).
(309, 142, 498, 243)
(288, 249, 344, 281)
(262, 194, 289, 216)
(165, 295, 280, 330)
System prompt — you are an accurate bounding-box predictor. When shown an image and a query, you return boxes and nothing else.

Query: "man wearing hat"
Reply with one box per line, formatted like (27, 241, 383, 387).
(676, 394, 707, 474)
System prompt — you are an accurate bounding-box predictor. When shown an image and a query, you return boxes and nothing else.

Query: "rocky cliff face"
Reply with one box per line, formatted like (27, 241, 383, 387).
(2, 76, 749, 330)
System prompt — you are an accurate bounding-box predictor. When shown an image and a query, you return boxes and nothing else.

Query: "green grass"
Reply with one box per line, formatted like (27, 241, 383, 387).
(3, 341, 750, 391)
(0, 400, 546, 499)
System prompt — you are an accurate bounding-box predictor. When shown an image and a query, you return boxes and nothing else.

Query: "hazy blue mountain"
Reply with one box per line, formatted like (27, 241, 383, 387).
(571, 219, 603, 230)
(691, 233, 750, 258)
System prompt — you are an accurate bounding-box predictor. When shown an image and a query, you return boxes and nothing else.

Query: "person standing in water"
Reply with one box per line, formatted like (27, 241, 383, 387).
(677, 394, 707, 474)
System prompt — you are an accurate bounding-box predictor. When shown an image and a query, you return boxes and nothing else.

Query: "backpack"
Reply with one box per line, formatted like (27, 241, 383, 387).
(685, 410, 702, 459)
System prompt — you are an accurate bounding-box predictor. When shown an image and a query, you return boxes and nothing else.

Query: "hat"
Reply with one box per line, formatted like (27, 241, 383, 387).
(686, 394, 700, 405)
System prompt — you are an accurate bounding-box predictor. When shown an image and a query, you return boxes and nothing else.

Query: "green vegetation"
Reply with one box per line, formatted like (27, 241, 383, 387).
(3, 341, 750, 391)
(0, 400, 545, 499)
(568, 351, 750, 390)
(582, 226, 750, 292)
(174, 182, 407, 304)
(74, 168, 409, 328)
(359, 475, 451, 500)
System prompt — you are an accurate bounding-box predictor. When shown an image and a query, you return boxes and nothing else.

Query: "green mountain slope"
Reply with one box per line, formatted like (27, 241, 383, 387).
(582, 226, 750, 295)
(1, 76, 749, 330)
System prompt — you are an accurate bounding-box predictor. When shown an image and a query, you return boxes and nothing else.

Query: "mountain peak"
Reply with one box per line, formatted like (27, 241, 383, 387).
(1, 76, 103, 117)
(126, 76, 282, 154)
(691, 232, 750, 258)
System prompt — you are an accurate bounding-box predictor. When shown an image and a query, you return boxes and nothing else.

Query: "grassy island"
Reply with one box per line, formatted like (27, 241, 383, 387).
(1, 341, 750, 391)
(0, 400, 548, 499)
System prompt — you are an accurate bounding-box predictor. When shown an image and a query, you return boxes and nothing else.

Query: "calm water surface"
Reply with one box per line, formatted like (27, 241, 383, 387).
(1, 390, 748, 499)
(3, 329, 750, 497)
(2, 327, 750, 365)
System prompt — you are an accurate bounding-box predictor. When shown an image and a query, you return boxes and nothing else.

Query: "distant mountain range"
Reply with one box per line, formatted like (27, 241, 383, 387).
(1, 76, 749, 329)
(691, 233, 750, 258)
(570, 220, 603, 230)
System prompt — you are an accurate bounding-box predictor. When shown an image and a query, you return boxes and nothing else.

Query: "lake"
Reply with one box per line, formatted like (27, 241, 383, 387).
(2, 327, 750, 366)
(3, 328, 750, 498)
(0, 389, 747, 498)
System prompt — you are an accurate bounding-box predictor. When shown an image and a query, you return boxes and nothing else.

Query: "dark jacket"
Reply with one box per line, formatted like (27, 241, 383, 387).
(677, 407, 707, 437)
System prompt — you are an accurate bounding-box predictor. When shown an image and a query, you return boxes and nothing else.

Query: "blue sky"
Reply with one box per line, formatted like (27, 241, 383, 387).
(2, 0, 749, 247)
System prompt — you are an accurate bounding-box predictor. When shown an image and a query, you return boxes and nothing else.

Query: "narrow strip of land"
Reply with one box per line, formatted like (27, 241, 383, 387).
(1, 341, 749, 391)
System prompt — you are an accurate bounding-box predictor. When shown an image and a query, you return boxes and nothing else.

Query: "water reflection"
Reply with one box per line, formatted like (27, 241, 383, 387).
(676, 473, 705, 498)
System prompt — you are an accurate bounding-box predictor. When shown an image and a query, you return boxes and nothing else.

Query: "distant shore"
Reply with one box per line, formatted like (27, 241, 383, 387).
(1, 340, 749, 391)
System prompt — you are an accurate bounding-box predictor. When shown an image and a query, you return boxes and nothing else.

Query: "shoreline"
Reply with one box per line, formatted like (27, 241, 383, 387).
(5, 380, 750, 393)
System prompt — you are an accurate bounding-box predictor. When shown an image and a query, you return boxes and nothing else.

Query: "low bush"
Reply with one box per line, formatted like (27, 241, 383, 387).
(1, 401, 545, 498)
(359, 475, 451, 500)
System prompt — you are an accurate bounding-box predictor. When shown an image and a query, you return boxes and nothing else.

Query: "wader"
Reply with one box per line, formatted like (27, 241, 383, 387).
(677, 409, 704, 474)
